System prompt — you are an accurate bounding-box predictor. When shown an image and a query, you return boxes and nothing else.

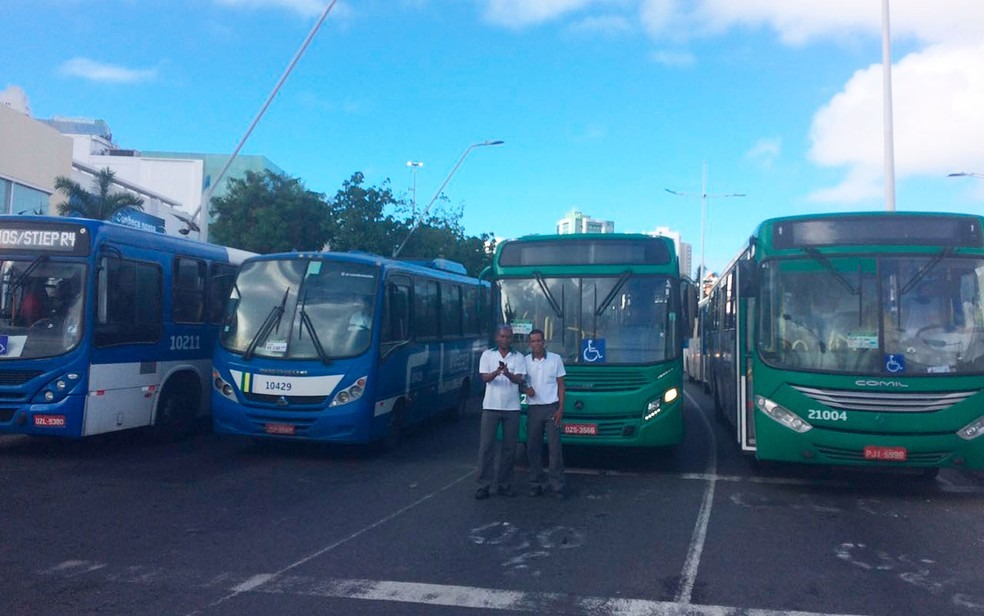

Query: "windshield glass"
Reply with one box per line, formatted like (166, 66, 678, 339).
(0, 259, 86, 359)
(498, 275, 679, 365)
(758, 255, 984, 375)
(220, 258, 379, 360)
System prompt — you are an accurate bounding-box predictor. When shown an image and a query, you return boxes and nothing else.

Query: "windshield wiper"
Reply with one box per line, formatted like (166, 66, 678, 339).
(803, 248, 858, 296)
(900, 248, 950, 296)
(297, 290, 330, 364)
(12, 256, 48, 289)
(595, 271, 631, 316)
(243, 287, 290, 361)
(533, 272, 564, 318)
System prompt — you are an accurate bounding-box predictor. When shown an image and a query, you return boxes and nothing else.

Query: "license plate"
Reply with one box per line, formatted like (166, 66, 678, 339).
(33, 414, 66, 427)
(265, 423, 296, 436)
(864, 445, 907, 461)
(563, 423, 598, 436)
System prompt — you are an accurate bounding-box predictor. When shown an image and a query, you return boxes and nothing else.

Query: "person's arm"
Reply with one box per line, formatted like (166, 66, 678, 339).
(480, 354, 504, 383)
(553, 376, 565, 426)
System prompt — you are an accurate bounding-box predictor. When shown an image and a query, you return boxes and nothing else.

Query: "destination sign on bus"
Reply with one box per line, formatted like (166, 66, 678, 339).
(772, 215, 982, 249)
(0, 223, 90, 256)
(499, 237, 671, 267)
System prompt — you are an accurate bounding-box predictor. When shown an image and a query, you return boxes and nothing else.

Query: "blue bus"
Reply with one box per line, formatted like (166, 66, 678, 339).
(0, 216, 252, 439)
(211, 252, 491, 446)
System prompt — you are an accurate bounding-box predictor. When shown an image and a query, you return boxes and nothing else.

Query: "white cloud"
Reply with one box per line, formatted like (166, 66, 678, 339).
(648, 49, 694, 68)
(689, 0, 984, 46)
(808, 42, 984, 202)
(59, 58, 158, 84)
(567, 15, 633, 38)
(745, 137, 781, 169)
(481, 0, 597, 29)
(213, 0, 331, 17)
(0, 85, 32, 115)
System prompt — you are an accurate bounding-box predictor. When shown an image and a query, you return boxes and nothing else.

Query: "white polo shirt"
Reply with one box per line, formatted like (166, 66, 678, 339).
(480, 348, 526, 411)
(524, 351, 566, 405)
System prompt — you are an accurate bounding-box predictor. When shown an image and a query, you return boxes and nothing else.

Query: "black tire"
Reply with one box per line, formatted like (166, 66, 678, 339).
(447, 382, 470, 422)
(380, 402, 405, 452)
(151, 375, 199, 442)
(921, 467, 940, 480)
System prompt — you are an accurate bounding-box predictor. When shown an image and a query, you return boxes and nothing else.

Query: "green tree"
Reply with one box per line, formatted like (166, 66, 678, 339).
(324, 172, 405, 255)
(54, 168, 144, 220)
(395, 199, 497, 276)
(209, 170, 331, 254)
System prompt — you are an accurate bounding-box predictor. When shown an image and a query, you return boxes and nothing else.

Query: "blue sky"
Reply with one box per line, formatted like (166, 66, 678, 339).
(3, 0, 984, 276)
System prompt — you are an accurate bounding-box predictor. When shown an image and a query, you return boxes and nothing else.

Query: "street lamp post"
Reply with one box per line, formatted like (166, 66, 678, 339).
(949, 172, 984, 180)
(406, 160, 424, 217)
(393, 140, 504, 258)
(665, 162, 745, 287)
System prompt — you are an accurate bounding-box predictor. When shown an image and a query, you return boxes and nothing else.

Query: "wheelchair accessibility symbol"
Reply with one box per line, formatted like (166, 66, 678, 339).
(884, 354, 905, 374)
(0, 335, 7, 356)
(581, 339, 605, 363)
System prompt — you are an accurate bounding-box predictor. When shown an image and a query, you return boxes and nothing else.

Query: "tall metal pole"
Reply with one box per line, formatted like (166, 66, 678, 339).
(407, 161, 424, 218)
(393, 140, 503, 258)
(666, 162, 745, 287)
(882, 0, 897, 212)
(191, 0, 339, 241)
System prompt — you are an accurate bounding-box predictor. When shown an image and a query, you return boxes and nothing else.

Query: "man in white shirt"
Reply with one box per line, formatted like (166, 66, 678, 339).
(524, 328, 567, 499)
(475, 325, 527, 500)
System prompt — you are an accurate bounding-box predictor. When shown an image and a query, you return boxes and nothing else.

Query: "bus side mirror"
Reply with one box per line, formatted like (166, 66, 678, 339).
(738, 260, 758, 297)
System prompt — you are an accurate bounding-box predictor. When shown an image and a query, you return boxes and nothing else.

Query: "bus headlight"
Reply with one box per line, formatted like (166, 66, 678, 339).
(663, 387, 679, 404)
(212, 370, 237, 402)
(957, 416, 984, 441)
(330, 376, 368, 407)
(34, 372, 80, 404)
(644, 399, 661, 421)
(755, 395, 812, 433)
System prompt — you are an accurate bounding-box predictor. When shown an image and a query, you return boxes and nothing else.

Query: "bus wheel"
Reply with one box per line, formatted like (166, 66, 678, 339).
(152, 377, 199, 442)
(448, 383, 470, 422)
(381, 403, 405, 452)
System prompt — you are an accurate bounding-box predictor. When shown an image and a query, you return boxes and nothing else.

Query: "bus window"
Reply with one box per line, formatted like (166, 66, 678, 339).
(95, 257, 162, 347)
(414, 279, 439, 339)
(441, 283, 462, 339)
(172, 257, 206, 324)
(382, 277, 410, 352)
(207, 263, 239, 324)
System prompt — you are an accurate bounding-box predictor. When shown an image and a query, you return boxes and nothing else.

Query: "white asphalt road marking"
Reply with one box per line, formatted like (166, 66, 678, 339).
(45, 560, 870, 616)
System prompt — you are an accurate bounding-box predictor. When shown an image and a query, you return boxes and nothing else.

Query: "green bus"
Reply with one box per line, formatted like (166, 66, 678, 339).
(704, 211, 984, 475)
(490, 233, 696, 448)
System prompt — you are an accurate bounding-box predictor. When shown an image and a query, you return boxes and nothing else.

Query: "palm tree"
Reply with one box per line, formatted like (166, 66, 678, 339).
(54, 168, 144, 220)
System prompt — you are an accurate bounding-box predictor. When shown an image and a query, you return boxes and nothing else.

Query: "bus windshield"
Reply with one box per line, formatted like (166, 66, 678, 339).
(498, 274, 678, 365)
(0, 259, 86, 359)
(220, 258, 379, 360)
(758, 255, 984, 375)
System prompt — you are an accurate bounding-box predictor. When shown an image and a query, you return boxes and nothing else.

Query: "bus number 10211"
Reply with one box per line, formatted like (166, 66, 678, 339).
(169, 335, 201, 351)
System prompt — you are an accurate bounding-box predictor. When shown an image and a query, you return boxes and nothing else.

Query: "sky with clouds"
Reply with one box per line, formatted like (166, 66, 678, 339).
(2, 0, 983, 275)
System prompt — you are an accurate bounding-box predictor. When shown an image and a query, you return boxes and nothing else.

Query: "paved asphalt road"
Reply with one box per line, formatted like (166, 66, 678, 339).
(3, 384, 984, 615)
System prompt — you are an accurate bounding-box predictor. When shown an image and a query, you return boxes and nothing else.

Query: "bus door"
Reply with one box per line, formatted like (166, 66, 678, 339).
(736, 258, 756, 452)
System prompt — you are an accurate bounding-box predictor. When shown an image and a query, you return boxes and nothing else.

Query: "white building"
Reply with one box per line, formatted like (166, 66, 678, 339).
(556, 209, 615, 234)
(0, 105, 73, 215)
(648, 226, 692, 279)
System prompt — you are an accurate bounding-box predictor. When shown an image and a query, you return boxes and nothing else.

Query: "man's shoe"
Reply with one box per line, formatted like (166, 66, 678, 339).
(498, 486, 516, 497)
(528, 486, 543, 497)
(474, 488, 490, 500)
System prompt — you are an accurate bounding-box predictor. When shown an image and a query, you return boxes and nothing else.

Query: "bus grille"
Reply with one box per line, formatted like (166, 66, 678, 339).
(242, 392, 329, 407)
(0, 370, 42, 386)
(565, 371, 650, 393)
(814, 444, 950, 464)
(0, 408, 16, 422)
(791, 386, 976, 413)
